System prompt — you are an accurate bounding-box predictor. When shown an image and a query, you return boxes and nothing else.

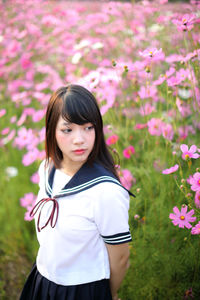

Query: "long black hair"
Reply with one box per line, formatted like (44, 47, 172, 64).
(45, 84, 119, 180)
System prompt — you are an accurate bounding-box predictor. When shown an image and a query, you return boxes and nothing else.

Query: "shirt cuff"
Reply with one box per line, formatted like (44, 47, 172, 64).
(101, 231, 132, 245)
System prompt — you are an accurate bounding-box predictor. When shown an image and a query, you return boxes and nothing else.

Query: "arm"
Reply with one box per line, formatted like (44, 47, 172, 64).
(105, 242, 130, 300)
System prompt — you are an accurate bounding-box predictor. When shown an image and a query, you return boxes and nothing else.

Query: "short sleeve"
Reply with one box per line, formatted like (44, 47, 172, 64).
(93, 182, 132, 245)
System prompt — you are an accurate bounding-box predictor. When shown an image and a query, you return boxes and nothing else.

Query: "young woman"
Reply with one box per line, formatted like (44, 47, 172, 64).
(20, 84, 134, 300)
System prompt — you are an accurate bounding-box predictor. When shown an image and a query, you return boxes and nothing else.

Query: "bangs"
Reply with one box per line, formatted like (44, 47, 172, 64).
(61, 93, 97, 125)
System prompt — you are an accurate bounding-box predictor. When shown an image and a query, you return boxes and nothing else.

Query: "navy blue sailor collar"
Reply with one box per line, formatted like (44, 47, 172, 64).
(45, 161, 136, 199)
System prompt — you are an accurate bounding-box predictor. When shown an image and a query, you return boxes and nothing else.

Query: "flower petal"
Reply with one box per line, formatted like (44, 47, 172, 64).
(181, 205, 188, 215)
(173, 206, 180, 215)
(180, 144, 188, 152)
(189, 145, 197, 153)
(192, 153, 200, 159)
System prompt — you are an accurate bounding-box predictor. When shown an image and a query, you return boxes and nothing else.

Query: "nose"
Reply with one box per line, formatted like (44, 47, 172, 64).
(73, 129, 84, 145)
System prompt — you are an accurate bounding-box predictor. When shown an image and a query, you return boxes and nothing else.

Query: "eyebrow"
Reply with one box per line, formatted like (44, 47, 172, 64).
(61, 121, 71, 126)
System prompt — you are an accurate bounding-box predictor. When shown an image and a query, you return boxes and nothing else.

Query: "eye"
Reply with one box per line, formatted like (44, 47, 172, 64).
(61, 128, 72, 133)
(85, 125, 94, 131)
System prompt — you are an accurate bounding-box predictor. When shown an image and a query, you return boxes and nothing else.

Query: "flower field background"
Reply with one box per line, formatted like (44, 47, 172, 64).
(0, 0, 200, 299)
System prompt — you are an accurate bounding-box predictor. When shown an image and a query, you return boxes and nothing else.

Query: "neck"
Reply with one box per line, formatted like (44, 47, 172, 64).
(60, 160, 86, 177)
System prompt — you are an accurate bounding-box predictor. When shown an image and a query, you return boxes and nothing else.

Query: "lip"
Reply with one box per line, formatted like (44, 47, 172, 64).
(73, 149, 86, 155)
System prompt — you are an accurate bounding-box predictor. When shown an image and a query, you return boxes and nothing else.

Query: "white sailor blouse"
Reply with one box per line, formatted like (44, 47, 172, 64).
(31, 160, 135, 286)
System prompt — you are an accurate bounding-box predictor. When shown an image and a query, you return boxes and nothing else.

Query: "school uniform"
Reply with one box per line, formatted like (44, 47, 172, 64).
(20, 160, 134, 300)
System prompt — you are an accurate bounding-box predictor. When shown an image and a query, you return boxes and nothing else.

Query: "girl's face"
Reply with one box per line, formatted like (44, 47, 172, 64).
(55, 115, 95, 169)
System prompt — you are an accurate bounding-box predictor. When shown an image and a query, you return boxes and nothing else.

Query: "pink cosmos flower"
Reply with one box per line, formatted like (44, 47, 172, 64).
(147, 118, 163, 136)
(119, 169, 136, 190)
(139, 47, 164, 62)
(189, 172, 200, 191)
(24, 205, 35, 221)
(176, 98, 192, 118)
(180, 144, 199, 160)
(169, 205, 196, 229)
(138, 86, 157, 100)
(20, 193, 36, 208)
(139, 103, 156, 116)
(31, 172, 40, 184)
(22, 148, 40, 166)
(14, 128, 35, 150)
(172, 14, 197, 31)
(191, 222, 200, 235)
(162, 164, 179, 174)
(106, 134, 119, 145)
(0, 109, 6, 118)
(20, 53, 33, 69)
(161, 123, 174, 141)
(1, 128, 10, 135)
(134, 123, 148, 130)
(194, 191, 200, 208)
(123, 146, 135, 159)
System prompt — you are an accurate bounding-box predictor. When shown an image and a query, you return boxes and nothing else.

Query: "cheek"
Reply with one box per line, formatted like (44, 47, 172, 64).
(56, 132, 68, 147)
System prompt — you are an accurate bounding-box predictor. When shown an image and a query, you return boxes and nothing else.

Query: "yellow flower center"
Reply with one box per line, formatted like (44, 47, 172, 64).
(199, 180, 200, 185)
(185, 154, 189, 159)
(180, 216, 185, 220)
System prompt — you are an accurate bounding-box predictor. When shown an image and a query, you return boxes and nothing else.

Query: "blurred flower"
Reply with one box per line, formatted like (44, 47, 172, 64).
(134, 214, 140, 220)
(1, 128, 10, 135)
(139, 47, 164, 62)
(106, 134, 119, 145)
(31, 172, 40, 184)
(134, 123, 147, 130)
(147, 118, 163, 136)
(162, 164, 179, 174)
(194, 191, 200, 208)
(24, 206, 35, 221)
(161, 123, 174, 141)
(191, 222, 200, 235)
(5, 167, 18, 178)
(22, 148, 40, 166)
(180, 144, 199, 160)
(169, 205, 196, 229)
(20, 193, 36, 208)
(176, 98, 192, 118)
(139, 103, 156, 116)
(0, 109, 6, 117)
(119, 169, 136, 190)
(172, 14, 197, 31)
(123, 145, 135, 159)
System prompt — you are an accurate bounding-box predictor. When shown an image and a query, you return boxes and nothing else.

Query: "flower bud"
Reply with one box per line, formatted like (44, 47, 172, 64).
(136, 188, 141, 193)
(134, 214, 140, 220)
(112, 59, 117, 67)
(181, 179, 185, 183)
(180, 185, 184, 190)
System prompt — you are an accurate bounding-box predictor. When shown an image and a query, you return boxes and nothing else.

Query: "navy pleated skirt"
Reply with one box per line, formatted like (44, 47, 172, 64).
(19, 263, 112, 300)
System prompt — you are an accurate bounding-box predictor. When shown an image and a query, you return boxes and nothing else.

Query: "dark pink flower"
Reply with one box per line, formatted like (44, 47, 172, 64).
(123, 146, 135, 159)
(134, 123, 148, 130)
(106, 134, 119, 145)
(162, 164, 179, 174)
(180, 144, 199, 160)
(169, 205, 196, 229)
(191, 222, 200, 235)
